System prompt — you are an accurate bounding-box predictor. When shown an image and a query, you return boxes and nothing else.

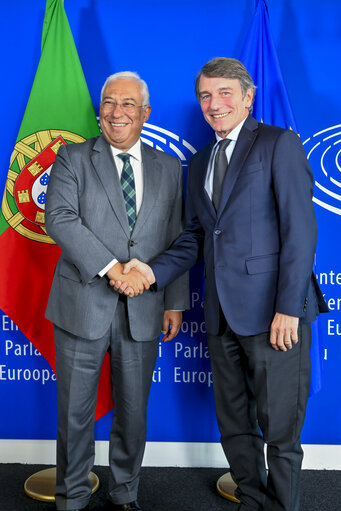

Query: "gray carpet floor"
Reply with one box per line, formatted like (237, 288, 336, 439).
(0, 465, 340, 511)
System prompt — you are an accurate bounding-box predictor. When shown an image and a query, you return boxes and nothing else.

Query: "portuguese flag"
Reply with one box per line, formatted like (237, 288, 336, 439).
(0, 0, 113, 420)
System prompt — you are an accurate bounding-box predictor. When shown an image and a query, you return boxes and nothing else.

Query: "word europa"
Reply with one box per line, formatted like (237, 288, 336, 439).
(174, 367, 213, 387)
(0, 366, 56, 385)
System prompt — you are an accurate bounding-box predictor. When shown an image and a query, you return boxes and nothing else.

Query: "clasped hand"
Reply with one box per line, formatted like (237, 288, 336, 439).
(107, 259, 155, 298)
(107, 260, 181, 342)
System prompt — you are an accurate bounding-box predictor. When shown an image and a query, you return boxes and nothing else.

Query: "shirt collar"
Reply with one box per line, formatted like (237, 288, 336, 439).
(215, 116, 248, 143)
(110, 139, 142, 162)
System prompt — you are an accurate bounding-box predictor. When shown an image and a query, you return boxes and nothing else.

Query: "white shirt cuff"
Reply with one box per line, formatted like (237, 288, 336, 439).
(99, 258, 118, 277)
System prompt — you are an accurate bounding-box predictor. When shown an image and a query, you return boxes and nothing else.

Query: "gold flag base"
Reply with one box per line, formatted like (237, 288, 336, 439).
(216, 472, 241, 503)
(24, 467, 100, 502)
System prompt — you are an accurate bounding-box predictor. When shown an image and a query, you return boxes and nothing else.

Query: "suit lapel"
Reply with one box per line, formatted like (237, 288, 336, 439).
(217, 115, 258, 218)
(198, 140, 216, 219)
(132, 143, 161, 237)
(91, 136, 130, 236)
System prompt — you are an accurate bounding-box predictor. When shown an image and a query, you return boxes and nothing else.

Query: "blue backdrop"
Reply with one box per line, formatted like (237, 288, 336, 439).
(1, 0, 340, 444)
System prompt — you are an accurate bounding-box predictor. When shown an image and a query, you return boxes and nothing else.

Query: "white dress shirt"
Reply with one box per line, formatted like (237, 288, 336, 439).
(99, 139, 143, 277)
(204, 116, 247, 200)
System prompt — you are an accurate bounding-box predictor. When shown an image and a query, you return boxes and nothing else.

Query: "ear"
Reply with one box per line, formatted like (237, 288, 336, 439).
(245, 88, 254, 109)
(143, 105, 151, 122)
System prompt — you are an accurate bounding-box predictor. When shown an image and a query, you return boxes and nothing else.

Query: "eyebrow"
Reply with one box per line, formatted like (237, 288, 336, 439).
(102, 95, 137, 102)
(199, 87, 233, 96)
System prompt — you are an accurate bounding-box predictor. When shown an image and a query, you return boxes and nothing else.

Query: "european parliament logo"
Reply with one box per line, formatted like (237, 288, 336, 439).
(303, 124, 341, 216)
(141, 122, 197, 165)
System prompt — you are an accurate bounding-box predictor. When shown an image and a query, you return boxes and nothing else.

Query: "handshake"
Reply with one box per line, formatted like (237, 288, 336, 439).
(107, 259, 155, 298)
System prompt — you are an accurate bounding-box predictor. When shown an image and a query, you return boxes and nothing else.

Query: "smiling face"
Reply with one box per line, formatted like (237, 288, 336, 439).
(198, 76, 253, 138)
(100, 78, 151, 151)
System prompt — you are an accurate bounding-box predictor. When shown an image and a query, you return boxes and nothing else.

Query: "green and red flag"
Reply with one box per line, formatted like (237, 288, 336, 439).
(0, 0, 113, 419)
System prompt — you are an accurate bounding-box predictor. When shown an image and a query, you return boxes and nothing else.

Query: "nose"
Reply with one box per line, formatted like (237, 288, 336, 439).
(112, 103, 125, 116)
(209, 94, 222, 111)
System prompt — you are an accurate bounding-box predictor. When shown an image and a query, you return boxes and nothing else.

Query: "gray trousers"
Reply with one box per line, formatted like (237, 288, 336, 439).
(208, 322, 311, 511)
(54, 298, 159, 510)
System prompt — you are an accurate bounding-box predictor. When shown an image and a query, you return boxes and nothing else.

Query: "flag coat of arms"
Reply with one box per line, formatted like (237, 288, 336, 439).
(0, 0, 113, 419)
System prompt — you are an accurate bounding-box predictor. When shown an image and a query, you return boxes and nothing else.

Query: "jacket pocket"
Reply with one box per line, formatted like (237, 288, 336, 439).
(245, 253, 279, 274)
(59, 261, 82, 282)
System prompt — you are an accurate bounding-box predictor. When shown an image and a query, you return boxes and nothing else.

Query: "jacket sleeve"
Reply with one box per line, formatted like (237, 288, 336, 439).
(160, 159, 189, 310)
(272, 129, 318, 317)
(45, 144, 116, 284)
(151, 158, 204, 292)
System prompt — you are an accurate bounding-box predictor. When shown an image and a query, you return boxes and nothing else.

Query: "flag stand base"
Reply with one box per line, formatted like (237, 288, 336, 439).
(24, 467, 100, 502)
(216, 472, 241, 503)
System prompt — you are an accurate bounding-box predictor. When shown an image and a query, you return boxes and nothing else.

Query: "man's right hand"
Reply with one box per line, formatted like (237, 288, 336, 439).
(123, 258, 156, 284)
(108, 259, 156, 297)
(107, 262, 150, 298)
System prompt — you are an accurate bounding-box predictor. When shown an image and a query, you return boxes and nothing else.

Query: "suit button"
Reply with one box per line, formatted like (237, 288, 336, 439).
(214, 229, 221, 236)
(303, 298, 308, 312)
(129, 240, 135, 247)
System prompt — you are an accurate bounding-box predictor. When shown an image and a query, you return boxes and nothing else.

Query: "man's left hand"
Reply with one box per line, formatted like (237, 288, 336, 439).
(270, 313, 299, 351)
(161, 311, 182, 342)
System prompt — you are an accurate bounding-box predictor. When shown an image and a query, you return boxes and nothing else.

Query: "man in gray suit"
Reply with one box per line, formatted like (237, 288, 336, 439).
(45, 71, 188, 511)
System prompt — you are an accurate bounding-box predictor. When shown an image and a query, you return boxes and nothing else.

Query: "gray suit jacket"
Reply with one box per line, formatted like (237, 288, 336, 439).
(45, 135, 189, 341)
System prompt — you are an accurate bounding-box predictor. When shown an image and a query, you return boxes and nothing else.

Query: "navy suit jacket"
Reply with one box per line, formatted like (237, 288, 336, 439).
(151, 115, 328, 336)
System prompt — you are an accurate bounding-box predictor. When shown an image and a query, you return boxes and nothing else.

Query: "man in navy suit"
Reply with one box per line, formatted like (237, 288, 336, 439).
(113, 58, 328, 510)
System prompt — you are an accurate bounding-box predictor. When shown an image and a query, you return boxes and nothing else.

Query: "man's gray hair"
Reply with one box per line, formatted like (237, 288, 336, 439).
(195, 57, 256, 113)
(101, 71, 150, 105)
